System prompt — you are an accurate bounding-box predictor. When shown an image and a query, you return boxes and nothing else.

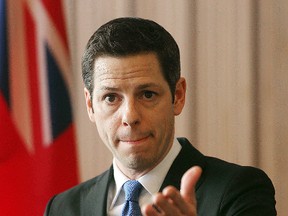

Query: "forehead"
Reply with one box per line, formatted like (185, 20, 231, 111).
(93, 53, 165, 84)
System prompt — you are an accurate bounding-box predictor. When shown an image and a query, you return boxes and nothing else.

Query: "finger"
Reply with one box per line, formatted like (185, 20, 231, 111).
(162, 186, 191, 213)
(141, 203, 160, 216)
(151, 192, 181, 216)
(180, 166, 202, 204)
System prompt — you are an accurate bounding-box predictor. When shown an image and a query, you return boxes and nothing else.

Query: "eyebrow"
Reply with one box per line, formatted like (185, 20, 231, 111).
(98, 86, 119, 91)
(98, 83, 162, 92)
(136, 83, 161, 90)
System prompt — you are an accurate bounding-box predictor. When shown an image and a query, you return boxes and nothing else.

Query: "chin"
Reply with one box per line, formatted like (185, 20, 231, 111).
(127, 155, 158, 171)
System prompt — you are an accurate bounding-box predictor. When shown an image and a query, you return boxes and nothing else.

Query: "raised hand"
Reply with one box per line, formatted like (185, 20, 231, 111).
(142, 166, 202, 216)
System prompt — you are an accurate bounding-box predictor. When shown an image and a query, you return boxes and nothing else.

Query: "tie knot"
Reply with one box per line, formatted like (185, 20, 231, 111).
(123, 180, 143, 202)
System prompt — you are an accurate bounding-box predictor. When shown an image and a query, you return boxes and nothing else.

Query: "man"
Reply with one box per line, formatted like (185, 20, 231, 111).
(45, 17, 276, 215)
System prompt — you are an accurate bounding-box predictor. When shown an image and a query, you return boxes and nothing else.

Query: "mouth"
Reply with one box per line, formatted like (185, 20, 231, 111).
(119, 135, 151, 144)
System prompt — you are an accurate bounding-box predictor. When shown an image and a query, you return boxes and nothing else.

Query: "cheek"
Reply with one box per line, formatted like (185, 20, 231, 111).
(160, 109, 175, 134)
(155, 104, 174, 122)
(94, 112, 119, 137)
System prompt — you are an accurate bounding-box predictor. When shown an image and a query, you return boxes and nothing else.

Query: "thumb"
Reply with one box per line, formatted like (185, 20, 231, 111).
(180, 166, 202, 203)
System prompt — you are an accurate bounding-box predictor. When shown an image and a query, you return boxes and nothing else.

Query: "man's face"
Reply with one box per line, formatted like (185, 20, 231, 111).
(84, 53, 186, 177)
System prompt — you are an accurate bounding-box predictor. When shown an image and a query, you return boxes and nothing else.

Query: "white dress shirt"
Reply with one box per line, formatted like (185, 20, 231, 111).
(107, 139, 181, 215)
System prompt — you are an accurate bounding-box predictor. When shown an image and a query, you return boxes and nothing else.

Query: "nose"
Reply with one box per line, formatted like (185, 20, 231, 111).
(121, 99, 140, 127)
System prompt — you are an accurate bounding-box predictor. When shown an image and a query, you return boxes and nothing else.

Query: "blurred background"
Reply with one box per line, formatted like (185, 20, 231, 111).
(1, 0, 287, 215)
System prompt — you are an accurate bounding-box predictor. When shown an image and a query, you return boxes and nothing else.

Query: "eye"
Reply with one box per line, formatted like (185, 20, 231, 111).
(143, 91, 156, 100)
(103, 94, 119, 104)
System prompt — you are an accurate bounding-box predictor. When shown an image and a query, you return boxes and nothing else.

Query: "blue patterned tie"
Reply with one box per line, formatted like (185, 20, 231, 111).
(122, 180, 143, 216)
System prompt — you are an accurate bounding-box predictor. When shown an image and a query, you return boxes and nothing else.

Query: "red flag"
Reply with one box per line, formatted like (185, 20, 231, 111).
(0, 0, 79, 215)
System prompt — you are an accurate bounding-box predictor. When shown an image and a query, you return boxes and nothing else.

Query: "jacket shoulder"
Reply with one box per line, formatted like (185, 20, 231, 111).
(198, 156, 276, 215)
(176, 138, 276, 215)
(44, 168, 111, 215)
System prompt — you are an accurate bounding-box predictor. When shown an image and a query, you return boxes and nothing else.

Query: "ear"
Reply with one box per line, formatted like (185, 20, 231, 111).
(173, 77, 186, 116)
(84, 87, 95, 122)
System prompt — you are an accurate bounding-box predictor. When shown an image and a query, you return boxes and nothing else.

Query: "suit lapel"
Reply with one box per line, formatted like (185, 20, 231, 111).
(160, 138, 206, 192)
(82, 166, 114, 216)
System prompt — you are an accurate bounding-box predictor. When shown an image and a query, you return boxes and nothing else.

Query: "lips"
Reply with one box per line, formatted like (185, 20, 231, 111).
(119, 134, 151, 144)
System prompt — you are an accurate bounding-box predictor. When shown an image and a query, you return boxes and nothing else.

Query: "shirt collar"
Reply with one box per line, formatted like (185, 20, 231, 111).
(110, 159, 130, 208)
(110, 138, 181, 208)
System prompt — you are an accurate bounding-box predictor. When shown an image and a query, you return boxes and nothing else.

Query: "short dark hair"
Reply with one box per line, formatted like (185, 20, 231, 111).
(82, 17, 181, 102)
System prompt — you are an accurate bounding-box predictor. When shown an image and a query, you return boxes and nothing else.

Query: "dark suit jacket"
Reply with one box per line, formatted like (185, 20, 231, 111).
(44, 138, 276, 215)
